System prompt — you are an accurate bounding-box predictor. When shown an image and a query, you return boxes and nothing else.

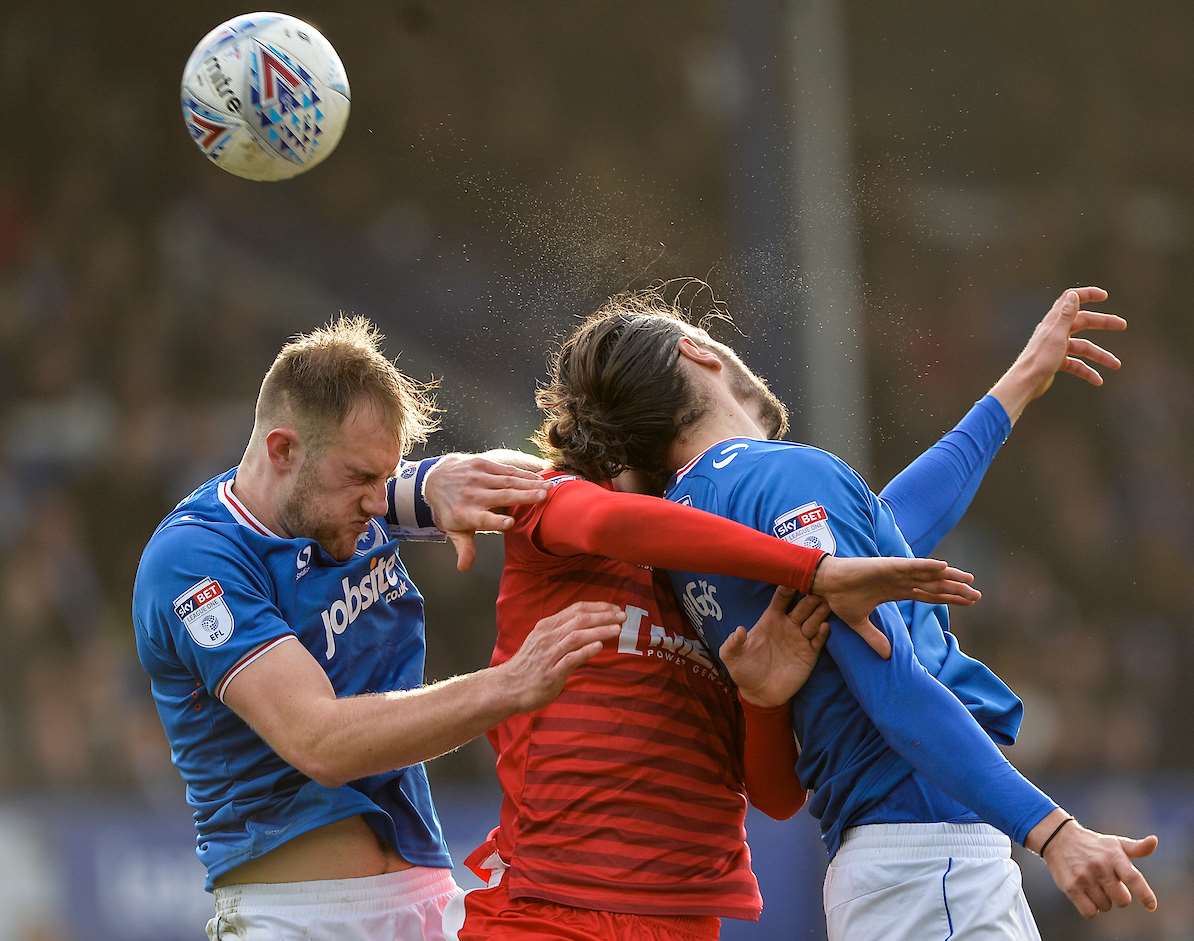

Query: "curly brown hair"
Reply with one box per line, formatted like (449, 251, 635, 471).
(533, 287, 711, 490)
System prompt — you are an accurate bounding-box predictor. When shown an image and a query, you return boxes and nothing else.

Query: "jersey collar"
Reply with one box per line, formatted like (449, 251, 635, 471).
(669, 436, 744, 488)
(217, 478, 283, 538)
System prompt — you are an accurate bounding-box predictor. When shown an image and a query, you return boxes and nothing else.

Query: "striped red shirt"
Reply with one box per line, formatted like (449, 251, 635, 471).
(488, 474, 762, 920)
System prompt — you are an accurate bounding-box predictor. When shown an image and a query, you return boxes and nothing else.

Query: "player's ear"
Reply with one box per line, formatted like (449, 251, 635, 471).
(264, 427, 302, 472)
(677, 336, 722, 370)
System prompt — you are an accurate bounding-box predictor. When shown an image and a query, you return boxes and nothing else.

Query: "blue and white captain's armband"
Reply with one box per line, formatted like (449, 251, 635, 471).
(387, 457, 446, 542)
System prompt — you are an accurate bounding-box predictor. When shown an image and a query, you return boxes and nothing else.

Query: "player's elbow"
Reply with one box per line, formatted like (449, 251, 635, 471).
(271, 735, 347, 788)
(750, 787, 808, 821)
(304, 761, 351, 790)
(277, 713, 353, 788)
(280, 736, 341, 787)
(751, 797, 802, 821)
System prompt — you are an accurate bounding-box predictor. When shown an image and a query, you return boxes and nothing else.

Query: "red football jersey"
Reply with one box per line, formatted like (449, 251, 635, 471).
(487, 473, 762, 920)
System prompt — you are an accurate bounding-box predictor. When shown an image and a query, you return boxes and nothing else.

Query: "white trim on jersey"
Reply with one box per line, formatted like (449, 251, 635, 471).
(672, 436, 739, 485)
(215, 635, 298, 702)
(217, 479, 282, 538)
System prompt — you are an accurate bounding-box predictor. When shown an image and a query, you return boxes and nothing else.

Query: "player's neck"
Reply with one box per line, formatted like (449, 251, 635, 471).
(231, 447, 290, 538)
(668, 399, 766, 474)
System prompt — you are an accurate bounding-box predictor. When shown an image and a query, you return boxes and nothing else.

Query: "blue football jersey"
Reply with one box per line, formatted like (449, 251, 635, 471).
(665, 438, 1056, 857)
(132, 467, 452, 889)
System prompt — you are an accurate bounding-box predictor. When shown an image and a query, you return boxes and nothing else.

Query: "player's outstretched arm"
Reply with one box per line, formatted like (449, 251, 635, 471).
(532, 477, 979, 658)
(222, 602, 623, 787)
(743, 449, 1077, 900)
(836, 601, 1159, 920)
(989, 286, 1126, 424)
(1026, 810, 1159, 918)
(810, 556, 980, 658)
(880, 287, 1125, 555)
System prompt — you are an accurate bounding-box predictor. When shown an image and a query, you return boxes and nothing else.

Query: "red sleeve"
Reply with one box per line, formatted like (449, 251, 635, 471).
(534, 478, 825, 593)
(740, 696, 806, 820)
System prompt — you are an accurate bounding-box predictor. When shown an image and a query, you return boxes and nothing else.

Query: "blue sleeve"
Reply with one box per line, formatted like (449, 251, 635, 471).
(133, 524, 297, 702)
(827, 601, 1055, 844)
(750, 449, 1056, 843)
(878, 396, 1011, 555)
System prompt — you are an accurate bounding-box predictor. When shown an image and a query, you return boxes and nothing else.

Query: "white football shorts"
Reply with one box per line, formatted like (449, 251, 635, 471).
(823, 822, 1041, 941)
(206, 866, 462, 941)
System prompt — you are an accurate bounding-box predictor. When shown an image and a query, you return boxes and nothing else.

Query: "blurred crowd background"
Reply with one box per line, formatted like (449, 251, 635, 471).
(1, 1, 1191, 939)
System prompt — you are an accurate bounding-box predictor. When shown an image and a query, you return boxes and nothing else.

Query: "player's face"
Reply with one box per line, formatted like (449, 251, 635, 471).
(281, 401, 402, 561)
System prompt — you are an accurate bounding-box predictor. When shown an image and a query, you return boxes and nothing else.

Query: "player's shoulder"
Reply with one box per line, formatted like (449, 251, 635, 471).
(142, 515, 239, 565)
(519, 469, 596, 510)
(542, 468, 584, 488)
(136, 521, 251, 615)
(688, 437, 857, 487)
(503, 470, 604, 567)
(137, 473, 257, 589)
(522, 467, 584, 503)
(506, 468, 591, 533)
(746, 438, 853, 471)
(751, 442, 869, 509)
(169, 467, 236, 515)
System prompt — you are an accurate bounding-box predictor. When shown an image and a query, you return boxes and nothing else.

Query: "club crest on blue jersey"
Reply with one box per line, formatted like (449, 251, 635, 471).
(773, 502, 836, 554)
(173, 577, 235, 648)
(354, 519, 389, 556)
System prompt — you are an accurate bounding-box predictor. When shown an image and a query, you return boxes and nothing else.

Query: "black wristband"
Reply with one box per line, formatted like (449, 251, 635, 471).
(810, 551, 830, 591)
(1039, 816, 1076, 858)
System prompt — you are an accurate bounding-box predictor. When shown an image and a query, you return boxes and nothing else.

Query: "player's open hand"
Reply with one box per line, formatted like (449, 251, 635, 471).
(423, 452, 551, 571)
(499, 602, 624, 712)
(720, 587, 830, 708)
(1030, 812, 1159, 919)
(991, 286, 1127, 423)
(811, 557, 981, 659)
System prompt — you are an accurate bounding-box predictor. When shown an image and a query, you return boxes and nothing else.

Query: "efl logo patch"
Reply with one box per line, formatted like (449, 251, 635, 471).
(173, 577, 235, 648)
(773, 501, 836, 554)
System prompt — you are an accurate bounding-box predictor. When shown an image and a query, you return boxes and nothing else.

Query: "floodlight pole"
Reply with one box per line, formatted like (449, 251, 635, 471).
(789, 0, 871, 475)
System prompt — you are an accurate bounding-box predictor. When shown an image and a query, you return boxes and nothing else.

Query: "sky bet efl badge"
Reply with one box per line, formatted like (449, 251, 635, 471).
(174, 577, 235, 648)
(773, 501, 836, 554)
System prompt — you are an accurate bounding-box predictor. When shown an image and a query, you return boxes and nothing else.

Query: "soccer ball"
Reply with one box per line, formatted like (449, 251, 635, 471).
(181, 12, 350, 181)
